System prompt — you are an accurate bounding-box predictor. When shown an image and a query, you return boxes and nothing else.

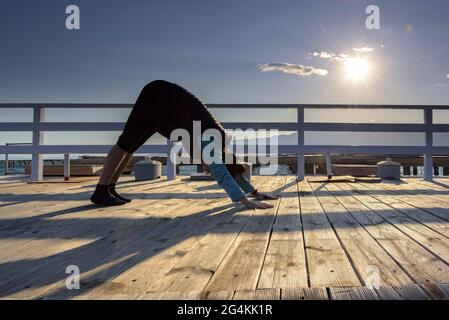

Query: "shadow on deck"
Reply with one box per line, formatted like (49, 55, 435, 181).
(0, 175, 448, 300)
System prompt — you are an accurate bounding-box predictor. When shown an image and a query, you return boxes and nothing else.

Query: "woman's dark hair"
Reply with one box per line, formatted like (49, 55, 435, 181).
(223, 151, 246, 176)
(225, 163, 246, 176)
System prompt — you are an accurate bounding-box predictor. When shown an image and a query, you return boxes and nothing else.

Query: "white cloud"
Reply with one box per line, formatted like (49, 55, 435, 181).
(312, 51, 334, 59)
(259, 63, 328, 76)
(311, 46, 375, 63)
(334, 54, 350, 63)
(310, 51, 350, 63)
(353, 47, 374, 53)
(447, 74, 449, 78)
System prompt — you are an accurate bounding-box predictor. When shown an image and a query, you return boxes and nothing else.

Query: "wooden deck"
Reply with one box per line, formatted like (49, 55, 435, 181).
(0, 174, 448, 300)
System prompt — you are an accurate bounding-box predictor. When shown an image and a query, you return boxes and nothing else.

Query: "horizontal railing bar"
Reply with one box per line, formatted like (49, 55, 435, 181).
(209, 104, 447, 110)
(0, 144, 293, 154)
(4, 144, 449, 155)
(0, 144, 171, 154)
(303, 145, 433, 154)
(6, 143, 32, 146)
(0, 122, 297, 131)
(301, 105, 442, 110)
(431, 124, 449, 132)
(222, 123, 297, 130)
(210, 104, 300, 109)
(303, 123, 431, 132)
(0, 123, 34, 131)
(0, 104, 133, 109)
(5, 122, 449, 132)
(1, 104, 449, 109)
(40, 122, 125, 131)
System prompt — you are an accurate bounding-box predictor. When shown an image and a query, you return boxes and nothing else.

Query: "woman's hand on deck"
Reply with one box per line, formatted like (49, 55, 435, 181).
(240, 197, 274, 210)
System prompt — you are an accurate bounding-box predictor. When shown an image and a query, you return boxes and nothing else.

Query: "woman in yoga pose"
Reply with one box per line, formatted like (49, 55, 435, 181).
(91, 80, 278, 209)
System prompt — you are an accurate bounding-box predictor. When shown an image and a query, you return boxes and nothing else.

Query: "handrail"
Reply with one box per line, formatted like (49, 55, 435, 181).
(1, 103, 448, 181)
(1, 103, 449, 109)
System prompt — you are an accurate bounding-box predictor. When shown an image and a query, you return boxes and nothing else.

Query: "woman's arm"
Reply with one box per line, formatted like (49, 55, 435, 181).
(233, 173, 256, 195)
(207, 162, 245, 202)
(233, 173, 279, 200)
(207, 163, 273, 209)
(201, 140, 274, 209)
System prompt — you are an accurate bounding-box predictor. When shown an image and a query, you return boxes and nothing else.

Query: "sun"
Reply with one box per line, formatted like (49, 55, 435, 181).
(344, 58, 371, 81)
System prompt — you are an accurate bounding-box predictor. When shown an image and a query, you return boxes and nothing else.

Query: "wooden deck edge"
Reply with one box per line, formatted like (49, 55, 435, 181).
(140, 283, 449, 300)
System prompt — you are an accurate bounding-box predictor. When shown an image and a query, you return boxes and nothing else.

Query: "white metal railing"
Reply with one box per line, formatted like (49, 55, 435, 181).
(1, 104, 449, 181)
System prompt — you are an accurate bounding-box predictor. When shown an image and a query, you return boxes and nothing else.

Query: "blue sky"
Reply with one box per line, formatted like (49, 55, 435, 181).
(0, 0, 449, 154)
(1, 0, 448, 105)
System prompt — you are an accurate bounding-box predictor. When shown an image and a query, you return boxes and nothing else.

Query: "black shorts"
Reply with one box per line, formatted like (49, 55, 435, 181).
(117, 80, 225, 154)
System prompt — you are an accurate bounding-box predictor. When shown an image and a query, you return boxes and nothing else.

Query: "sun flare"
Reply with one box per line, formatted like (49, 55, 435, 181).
(344, 58, 371, 81)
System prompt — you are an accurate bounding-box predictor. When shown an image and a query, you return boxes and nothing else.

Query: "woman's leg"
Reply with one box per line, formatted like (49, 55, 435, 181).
(110, 152, 133, 184)
(98, 144, 130, 186)
(91, 144, 130, 206)
(91, 81, 166, 206)
(107, 152, 134, 203)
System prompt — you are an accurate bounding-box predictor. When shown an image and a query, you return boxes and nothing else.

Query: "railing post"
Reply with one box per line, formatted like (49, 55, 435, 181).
(31, 106, 45, 182)
(297, 106, 305, 181)
(167, 142, 177, 181)
(64, 153, 70, 181)
(4, 144, 9, 175)
(423, 107, 433, 182)
(325, 152, 333, 179)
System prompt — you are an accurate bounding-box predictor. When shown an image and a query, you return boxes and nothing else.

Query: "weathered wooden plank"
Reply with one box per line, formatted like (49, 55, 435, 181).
(413, 179, 449, 206)
(374, 286, 404, 300)
(351, 183, 449, 263)
(147, 177, 278, 293)
(151, 179, 275, 291)
(144, 291, 201, 300)
(202, 290, 235, 300)
(0, 177, 98, 203)
(359, 182, 449, 238)
(440, 283, 449, 294)
(37, 200, 237, 299)
(329, 286, 379, 300)
(0, 179, 209, 265)
(0, 178, 211, 237)
(0, 179, 238, 298)
(0, 177, 182, 228)
(438, 283, 449, 299)
(419, 282, 449, 300)
(204, 177, 287, 292)
(40, 177, 276, 299)
(297, 180, 361, 288)
(392, 284, 430, 300)
(386, 178, 449, 202)
(0, 183, 92, 209)
(281, 287, 329, 300)
(233, 288, 280, 300)
(321, 183, 418, 287)
(258, 179, 308, 289)
(335, 182, 449, 287)
(373, 180, 449, 222)
(0, 179, 29, 191)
